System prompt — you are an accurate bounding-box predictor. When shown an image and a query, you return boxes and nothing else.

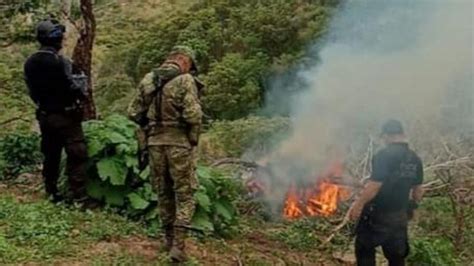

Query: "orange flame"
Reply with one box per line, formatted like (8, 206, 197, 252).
(283, 181, 350, 219)
(283, 159, 351, 219)
(283, 186, 304, 219)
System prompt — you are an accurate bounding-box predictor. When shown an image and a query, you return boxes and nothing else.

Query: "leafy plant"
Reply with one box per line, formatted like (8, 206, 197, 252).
(408, 237, 459, 266)
(192, 166, 241, 237)
(82, 115, 240, 236)
(82, 115, 150, 212)
(0, 132, 42, 178)
(206, 116, 290, 158)
(0, 195, 142, 263)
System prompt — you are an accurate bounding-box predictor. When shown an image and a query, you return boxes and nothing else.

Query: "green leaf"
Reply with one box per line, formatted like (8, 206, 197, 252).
(213, 199, 234, 221)
(139, 166, 150, 180)
(86, 179, 104, 200)
(125, 155, 138, 168)
(194, 191, 211, 212)
(197, 166, 213, 179)
(103, 185, 126, 206)
(191, 208, 214, 232)
(87, 138, 106, 157)
(145, 208, 159, 220)
(107, 132, 128, 144)
(127, 192, 150, 210)
(97, 157, 128, 185)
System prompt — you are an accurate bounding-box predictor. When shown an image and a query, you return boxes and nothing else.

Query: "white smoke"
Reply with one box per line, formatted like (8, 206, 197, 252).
(262, 0, 473, 185)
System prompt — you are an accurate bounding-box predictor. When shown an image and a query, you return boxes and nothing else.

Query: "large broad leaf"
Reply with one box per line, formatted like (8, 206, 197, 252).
(139, 166, 151, 181)
(196, 166, 213, 179)
(145, 208, 159, 220)
(103, 185, 126, 206)
(85, 178, 104, 200)
(107, 132, 128, 144)
(194, 191, 211, 212)
(97, 156, 128, 185)
(87, 138, 106, 157)
(125, 155, 138, 168)
(127, 192, 150, 210)
(191, 208, 214, 232)
(213, 198, 234, 221)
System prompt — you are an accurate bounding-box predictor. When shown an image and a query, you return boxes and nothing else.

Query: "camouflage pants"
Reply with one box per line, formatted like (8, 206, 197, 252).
(149, 145, 198, 247)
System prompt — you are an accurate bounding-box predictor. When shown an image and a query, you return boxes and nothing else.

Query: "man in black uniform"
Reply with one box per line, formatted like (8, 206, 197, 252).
(24, 19, 88, 203)
(349, 120, 424, 266)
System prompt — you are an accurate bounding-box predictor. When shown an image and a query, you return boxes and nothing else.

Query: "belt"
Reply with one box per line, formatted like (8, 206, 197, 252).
(149, 121, 187, 130)
(38, 106, 77, 115)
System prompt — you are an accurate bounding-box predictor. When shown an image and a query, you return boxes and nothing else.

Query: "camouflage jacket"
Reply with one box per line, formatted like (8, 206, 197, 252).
(127, 70, 203, 148)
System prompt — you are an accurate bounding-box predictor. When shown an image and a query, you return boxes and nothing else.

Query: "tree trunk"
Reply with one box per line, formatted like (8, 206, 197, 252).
(60, 0, 78, 57)
(72, 0, 97, 120)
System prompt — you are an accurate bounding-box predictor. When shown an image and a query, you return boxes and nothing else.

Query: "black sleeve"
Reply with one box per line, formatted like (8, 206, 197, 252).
(24, 60, 39, 105)
(370, 152, 389, 183)
(414, 156, 424, 185)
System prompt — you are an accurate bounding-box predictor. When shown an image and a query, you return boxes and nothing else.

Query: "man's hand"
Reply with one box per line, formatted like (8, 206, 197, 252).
(349, 202, 364, 221)
(348, 181, 382, 221)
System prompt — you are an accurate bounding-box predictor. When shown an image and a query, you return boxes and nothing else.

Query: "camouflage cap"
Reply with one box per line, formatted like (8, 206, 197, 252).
(169, 45, 198, 72)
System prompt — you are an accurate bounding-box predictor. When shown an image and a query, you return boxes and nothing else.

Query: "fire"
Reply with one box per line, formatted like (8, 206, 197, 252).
(283, 186, 304, 219)
(283, 180, 350, 219)
(283, 159, 351, 219)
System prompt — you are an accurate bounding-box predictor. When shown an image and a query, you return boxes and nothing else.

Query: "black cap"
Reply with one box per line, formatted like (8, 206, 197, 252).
(36, 19, 65, 44)
(381, 119, 404, 135)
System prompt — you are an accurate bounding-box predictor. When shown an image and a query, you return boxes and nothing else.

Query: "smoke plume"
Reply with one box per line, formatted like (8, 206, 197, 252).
(259, 0, 473, 207)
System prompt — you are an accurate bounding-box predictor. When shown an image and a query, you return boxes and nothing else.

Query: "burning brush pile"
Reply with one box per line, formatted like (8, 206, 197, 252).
(241, 157, 354, 220)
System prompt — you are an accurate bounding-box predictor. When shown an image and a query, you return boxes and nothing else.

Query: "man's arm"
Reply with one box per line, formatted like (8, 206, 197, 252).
(411, 155, 424, 202)
(411, 185, 424, 202)
(127, 72, 156, 126)
(181, 74, 203, 146)
(349, 152, 388, 221)
(349, 181, 382, 220)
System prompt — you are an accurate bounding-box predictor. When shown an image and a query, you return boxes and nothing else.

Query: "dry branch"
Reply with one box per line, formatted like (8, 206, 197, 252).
(211, 158, 263, 169)
(323, 209, 351, 244)
(0, 116, 30, 126)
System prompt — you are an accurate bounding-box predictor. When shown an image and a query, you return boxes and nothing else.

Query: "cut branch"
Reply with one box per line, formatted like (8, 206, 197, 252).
(0, 116, 30, 126)
(211, 158, 263, 169)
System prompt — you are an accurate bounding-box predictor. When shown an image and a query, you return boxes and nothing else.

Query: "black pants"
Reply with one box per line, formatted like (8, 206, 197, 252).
(38, 112, 88, 199)
(355, 224, 409, 266)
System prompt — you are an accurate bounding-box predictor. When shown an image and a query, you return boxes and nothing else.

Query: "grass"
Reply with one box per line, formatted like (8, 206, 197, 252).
(0, 195, 144, 264)
(0, 182, 470, 265)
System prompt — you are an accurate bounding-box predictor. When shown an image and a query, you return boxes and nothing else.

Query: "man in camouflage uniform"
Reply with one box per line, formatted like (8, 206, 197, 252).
(128, 46, 203, 262)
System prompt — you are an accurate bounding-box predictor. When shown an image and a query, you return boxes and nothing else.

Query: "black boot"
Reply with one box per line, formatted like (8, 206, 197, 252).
(161, 225, 174, 253)
(170, 227, 188, 263)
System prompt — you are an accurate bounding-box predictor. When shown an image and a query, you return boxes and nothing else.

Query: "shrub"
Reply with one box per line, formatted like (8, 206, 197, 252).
(205, 116, 290, 158)
(82, 115, 240, 236)
(203, 53, 268, 120)
(0, 132, 42, 178)
(408, 237, 459, 266)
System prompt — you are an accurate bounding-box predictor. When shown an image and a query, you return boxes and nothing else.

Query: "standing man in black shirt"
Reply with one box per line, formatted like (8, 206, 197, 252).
(24, 19, 88, 203)
(349, 120, 424, 266)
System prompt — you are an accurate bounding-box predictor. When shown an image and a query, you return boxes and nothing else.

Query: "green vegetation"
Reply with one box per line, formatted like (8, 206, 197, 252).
(206, 116, 290, 158)
(81, 115, 240, 236)
(1, 0, 335, 121)
(0, 195, 142, 264)
(0, 132, 42, 178)
(1, 0, 472, 265)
